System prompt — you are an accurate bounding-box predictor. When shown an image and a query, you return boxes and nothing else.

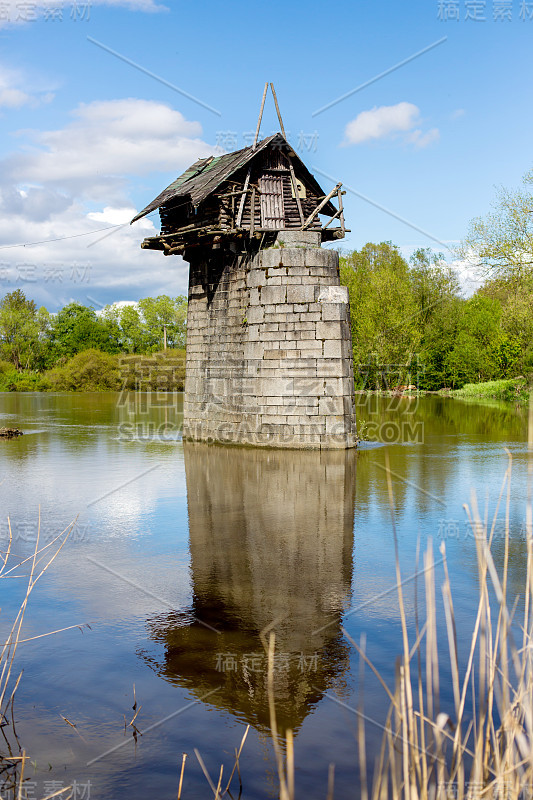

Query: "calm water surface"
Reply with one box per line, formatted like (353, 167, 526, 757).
(0, 392, 529, 799)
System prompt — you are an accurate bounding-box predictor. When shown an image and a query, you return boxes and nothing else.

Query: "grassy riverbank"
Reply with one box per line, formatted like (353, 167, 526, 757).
(0, 348, 186, 392)
(448, 377, 530, 404)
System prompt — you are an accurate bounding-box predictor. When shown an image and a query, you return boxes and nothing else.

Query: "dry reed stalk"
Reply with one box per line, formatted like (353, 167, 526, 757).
(266, 631, 292, 800)
(177, 752, 187, 800)
(350, 417, 533, 800)
(0, 514, 76, 799)
(194, 724, 251, 799)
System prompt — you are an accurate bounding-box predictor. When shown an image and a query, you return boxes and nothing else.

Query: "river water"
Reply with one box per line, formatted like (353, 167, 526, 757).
(0, 391, 530, 799)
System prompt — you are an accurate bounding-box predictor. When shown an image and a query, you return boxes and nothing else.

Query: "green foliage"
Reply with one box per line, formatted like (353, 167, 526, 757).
(451, 378, 529, 405)
(443, 296, 504, 388)
(0, 290, 190, 392)
(48, 302, 120, 361)
(458, 170, 533, 287)
(0, 363, 48, 392)
(46, 349, 122, 392)
(340, 240, 532, 393)
(101, 296, 188, 353)
(409, 248, 463, 390)
(137, 295, 187, 351)
(340, 242, 421, 388)
(0, 290, 50, 370)
(118, 348, 186, 391)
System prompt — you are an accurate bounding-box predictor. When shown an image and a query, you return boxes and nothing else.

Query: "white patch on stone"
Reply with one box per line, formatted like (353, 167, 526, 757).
(317, 286, 349, 304)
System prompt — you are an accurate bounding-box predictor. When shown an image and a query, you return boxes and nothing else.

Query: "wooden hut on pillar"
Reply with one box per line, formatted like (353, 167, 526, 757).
(132, 86, 357, 450)
(131, 132, 347, 256)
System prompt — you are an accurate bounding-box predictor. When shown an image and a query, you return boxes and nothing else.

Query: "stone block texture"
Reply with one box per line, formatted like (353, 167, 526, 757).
(182, 241, 357, 449)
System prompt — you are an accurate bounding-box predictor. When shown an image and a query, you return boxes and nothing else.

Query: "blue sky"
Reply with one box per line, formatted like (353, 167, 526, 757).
(0, 0, 531, 308)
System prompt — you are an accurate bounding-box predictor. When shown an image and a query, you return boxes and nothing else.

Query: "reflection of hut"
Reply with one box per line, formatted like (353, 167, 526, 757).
(143, 442, 357, 734)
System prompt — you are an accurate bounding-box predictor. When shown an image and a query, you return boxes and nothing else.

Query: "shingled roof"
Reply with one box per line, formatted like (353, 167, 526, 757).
(131, 133, 336, 224)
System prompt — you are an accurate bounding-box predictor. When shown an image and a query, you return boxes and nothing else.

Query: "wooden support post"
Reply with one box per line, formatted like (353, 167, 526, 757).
(269, 82, 286, 137)
(253, 83, 268, 150)
(301, 182, 342, 230)
(338, 187, 346, 237)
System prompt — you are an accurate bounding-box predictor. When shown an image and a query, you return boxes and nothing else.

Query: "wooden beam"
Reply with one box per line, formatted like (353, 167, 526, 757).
(322, 209, 342, 230)
(236, 170, 251, 228)
(301, 183, 342, 230)
(253, 83, 268, 150)
(250, 186, 256, 236)
(270, 82, 286, 137)
(338, 186, 346, 237)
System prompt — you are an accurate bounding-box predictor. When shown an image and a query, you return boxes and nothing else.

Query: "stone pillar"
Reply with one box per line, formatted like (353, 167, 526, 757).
(182, 232, 357, 449)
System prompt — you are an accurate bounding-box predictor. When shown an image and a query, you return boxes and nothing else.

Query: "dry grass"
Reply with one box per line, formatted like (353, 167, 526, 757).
(346, 399, 533, 800)
(0, 513, 77, 800)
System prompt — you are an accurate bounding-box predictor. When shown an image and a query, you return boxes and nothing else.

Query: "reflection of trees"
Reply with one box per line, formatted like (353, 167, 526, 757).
(354, 394, 527, 517)
(143, 443, 357, 735)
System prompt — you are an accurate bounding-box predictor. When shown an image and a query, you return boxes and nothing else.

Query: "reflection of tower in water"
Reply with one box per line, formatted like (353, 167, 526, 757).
(144, 442, 357, 734)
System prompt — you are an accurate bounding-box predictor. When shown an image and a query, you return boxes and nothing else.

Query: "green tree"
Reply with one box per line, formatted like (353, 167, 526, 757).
(444, 295, 505, 387)
(0, 290, 49, 370)
(409, 248, 463, 389)
(137, 295, 187, 351)
(459, 170, 533, 288)
(49, 302, 120, 359)
(409, 248, 461, 323)
(340, 242, 421, 388)
(118, 305, 147, 353)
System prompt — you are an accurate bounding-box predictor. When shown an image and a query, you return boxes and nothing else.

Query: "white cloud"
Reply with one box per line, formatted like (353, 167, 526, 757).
(88, 206, 142, 224)
(451, 253, 485, 297)
(0, 0, 167, 27)
(343, 102, 439, 149)
(407, 127, 440, 148)
(0, 98, 217, 305)
(5, 99, 212, 199)
(0, 202, 190, 308)
(0, 65, 54, 109)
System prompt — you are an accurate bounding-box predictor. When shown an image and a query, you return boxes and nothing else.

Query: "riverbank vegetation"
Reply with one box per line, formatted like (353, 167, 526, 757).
(341, 169, 533, 394)
(450, 377, 530, 404)
(340, 243, 533, 393)
(0, 291, 187, 391)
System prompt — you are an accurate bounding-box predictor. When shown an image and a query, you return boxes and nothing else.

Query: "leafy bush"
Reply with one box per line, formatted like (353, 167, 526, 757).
(46, 349, 121, 392)
(0, 359, 14, 375)
(118, 349, 186, 391)
(0, 367, 47, 392)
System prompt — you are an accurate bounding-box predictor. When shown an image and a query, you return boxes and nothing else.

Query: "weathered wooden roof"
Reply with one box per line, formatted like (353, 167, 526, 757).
(131, 133, 336, 223)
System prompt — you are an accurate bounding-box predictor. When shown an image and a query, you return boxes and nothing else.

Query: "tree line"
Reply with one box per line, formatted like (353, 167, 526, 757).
(341, 168, 533, 390)
(340, 242, 533, 390)
(0, 293, 187, 371)
(0, 293, 187, 391)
